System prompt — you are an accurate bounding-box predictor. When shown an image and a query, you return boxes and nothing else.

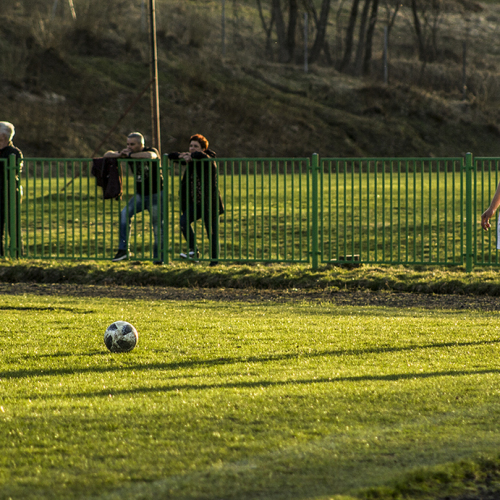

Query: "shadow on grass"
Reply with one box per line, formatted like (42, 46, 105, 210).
(51, 367, 500, 399)
(0, 305, 95, 313)
(3, 338, 500, 381)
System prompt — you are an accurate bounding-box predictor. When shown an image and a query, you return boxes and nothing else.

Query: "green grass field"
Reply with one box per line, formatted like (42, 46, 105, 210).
(2, 291, 500, 499)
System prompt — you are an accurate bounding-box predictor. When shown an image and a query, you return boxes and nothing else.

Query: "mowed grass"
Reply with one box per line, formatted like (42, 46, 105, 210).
(2, 293, 500, 499)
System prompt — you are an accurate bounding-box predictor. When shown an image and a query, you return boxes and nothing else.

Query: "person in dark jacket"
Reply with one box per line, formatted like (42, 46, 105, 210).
(0, 121, 23, 257)
(104, 132, 163, 263)
(168, 134, 224, 266)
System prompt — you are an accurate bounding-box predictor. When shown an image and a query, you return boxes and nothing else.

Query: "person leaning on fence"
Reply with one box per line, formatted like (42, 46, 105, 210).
(167, 134, 224, 267)
(0, 121, 23, 257)
(481, 181, 500, 249)
(104, 132, 164, 264)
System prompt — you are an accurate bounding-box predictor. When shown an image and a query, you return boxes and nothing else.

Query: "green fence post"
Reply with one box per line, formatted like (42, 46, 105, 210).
(7, 154, 18, 259)
(162, 154, 169, 264)
(465, 152, 473, 272)
(311, 153, 319, 270)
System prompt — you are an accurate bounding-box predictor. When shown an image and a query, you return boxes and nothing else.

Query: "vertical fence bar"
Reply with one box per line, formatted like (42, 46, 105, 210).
(405, 159, 409, 263)
(412, 160, 416, 262)
(397, 160, 401, 263)
(366, 160, 370, 262)
(260, 160, 264, 260)
(7, 155, 17, 257)
(34, 161, 39, 257)
(162, 155, 168, 264)
(311, 153, 319, 270)
(374, 160, 378, 262)
(324, 159, 329, 262)
(465, 152, 473, 272)
(245, 160, 250, 260)
(24, 159, 30, 257)
(275, 160, 279, 260)
(291, 160, 295, 261)
(436, 160, 440, 263)
(283, 161, 288, 260)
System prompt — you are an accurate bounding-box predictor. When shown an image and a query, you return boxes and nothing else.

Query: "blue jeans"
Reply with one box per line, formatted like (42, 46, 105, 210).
(118, 193, 163, 259)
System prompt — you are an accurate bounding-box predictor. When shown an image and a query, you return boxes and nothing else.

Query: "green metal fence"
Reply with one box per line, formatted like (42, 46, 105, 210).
(166, 157, 311, 264)
(1, 153, 499, 270)
(10, 157, 165, 261)
(318, 156, 466, 267)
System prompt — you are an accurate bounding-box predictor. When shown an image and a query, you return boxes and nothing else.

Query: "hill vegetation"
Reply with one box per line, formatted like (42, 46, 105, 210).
(1, 0, 500, 158)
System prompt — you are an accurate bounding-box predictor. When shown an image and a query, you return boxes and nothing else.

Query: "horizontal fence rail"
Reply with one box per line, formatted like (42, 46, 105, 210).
(0, 153, 498, 270)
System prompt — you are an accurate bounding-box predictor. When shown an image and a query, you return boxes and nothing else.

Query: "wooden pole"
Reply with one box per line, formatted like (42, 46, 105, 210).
(149, 0, 161, 153)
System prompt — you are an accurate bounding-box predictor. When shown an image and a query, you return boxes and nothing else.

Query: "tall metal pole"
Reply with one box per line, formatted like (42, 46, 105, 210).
(149, 0, 161, 153)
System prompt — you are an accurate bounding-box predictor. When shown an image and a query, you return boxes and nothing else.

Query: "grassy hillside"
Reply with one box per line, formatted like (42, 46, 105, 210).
(1, 0, 500, 158)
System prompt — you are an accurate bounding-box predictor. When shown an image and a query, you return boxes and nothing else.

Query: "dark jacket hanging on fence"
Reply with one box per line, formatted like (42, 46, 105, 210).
(168, 149, 225, 217)
(91, 157, 122, 200)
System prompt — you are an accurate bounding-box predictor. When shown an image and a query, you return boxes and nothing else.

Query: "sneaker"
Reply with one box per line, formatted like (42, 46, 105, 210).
(180, 250, 199, 261)
(153, 260, 164, 266)
(112, 249, 128, 262)
(209, 261, 219, 267)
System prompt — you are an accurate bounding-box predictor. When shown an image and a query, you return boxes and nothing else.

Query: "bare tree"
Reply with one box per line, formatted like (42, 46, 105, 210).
(363, 0, 380, 74)
(286, 0, 299, 60)
(411, 0, 426, 61)
(382, 0, 401, 38)
(338, 0, 361, 71)
(257, 0, 276, 57)
(257, 0, 333, 66)
(354, 0, 372, 74)
(338, 0, 381, 75)
(306, 0, 332, 64)
(410, 0, 443, 63)
(271, 0, 288, 61)
(271, 0, 299, 62)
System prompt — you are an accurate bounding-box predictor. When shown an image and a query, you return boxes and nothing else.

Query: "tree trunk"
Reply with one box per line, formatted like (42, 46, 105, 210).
(411, 0, 426, 62)
(338, 0, 361, 71)
(362, 0, 379, 75)
(256, 0, 275, 58)
(354, 0, 372, 75)
(308, 0, 332, 64)
(272, 0, 290, 62)
(386, 0, 400, 38)
(286, 0, 299, 62)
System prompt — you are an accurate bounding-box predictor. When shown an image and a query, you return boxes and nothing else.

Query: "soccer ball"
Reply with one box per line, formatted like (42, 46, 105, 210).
(104, 321, 138, 353)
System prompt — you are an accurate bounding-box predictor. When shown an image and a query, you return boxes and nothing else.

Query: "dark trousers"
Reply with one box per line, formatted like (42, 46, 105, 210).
(0, 188, 22, 257)
(180, 208, 220, 263)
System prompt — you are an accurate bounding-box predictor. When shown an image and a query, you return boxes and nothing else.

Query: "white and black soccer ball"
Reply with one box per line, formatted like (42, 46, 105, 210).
(104, 321, 138, 353)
